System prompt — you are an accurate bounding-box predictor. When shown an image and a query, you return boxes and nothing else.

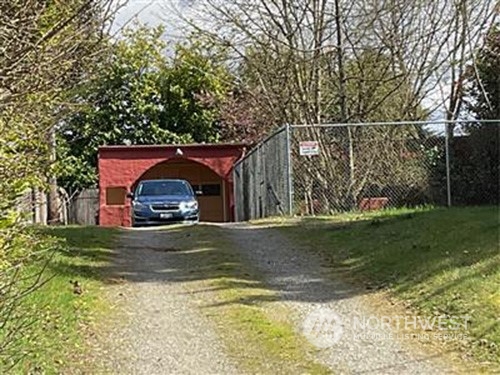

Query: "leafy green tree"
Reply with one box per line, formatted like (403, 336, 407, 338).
(452, 25, 500, 205)
(158, 42, 230, 142)
(468, 25, 500, 120)
(59, 26, 230, 191)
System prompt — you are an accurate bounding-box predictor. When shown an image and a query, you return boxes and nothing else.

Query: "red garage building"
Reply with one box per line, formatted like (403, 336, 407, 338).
(98, 144, 246, 226)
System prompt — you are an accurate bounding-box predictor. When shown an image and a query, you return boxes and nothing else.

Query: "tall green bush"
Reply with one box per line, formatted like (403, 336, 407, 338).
(0, 0, 114, 368)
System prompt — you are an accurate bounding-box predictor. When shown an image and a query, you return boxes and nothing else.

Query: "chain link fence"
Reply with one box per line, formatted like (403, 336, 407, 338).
(233, 120, 499, 221)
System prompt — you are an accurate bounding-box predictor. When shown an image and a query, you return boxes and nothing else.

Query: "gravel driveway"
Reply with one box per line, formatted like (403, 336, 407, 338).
(100, 228, 238, 374)
(224, 223, 453, 375)
(99, 224, 454, 375)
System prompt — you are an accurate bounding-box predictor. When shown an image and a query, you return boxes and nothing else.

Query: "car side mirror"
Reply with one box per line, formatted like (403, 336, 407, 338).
(126, 192, 134, 199)
(195, 190, 203, 196)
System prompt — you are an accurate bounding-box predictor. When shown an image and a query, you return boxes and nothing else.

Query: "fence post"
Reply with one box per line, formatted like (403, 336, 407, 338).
(233, 164, 239, 221)
(445, 122, 452, 207)
(285, 123, 294, 216)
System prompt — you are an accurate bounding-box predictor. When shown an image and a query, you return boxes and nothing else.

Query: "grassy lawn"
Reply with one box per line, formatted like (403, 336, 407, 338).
(165, 225, 330, 374)
(10, 226, 118, 374)
(263, 206, 499, 369)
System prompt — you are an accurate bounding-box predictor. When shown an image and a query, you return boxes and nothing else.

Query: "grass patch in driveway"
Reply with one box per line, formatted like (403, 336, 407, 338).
(165, 225, 330, 374)
(263, 206, 499, 370)
(10, 226, 118, 373)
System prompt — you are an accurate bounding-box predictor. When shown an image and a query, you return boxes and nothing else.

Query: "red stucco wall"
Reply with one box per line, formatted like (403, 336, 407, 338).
(98, 144, 246, 226)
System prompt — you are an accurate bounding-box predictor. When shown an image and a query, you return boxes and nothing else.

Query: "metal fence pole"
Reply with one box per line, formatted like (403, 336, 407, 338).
(445, 123, 452, 207)
(285, 124, 294, 216)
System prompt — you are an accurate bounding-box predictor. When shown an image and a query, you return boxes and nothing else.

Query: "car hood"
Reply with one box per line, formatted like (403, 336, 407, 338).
(135, 195, 194, 204)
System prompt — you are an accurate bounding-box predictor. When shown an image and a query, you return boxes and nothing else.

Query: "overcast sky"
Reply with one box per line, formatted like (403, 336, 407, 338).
(114, 0, 163, 29)
(113, 0, 194, 38)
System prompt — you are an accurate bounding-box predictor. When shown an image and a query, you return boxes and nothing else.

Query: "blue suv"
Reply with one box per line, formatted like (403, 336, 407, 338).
(129, 179, 199, 226)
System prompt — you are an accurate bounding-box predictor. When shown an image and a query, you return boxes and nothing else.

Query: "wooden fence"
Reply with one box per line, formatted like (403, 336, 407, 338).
(20, 188, 99, 226)
(68, 189, 99, 225)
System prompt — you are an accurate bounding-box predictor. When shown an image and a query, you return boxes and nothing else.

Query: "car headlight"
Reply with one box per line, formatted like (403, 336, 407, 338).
(133, 201, 147, 210)
(180, 201, 198, 210)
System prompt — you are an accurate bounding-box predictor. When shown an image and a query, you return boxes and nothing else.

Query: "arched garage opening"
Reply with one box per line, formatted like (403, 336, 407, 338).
(133, 158, 227, 222)
(98, 143, 246, 226)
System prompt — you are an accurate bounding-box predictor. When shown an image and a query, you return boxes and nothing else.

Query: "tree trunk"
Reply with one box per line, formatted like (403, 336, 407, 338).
(47, 126, 61, 225)
(334, 0, 356, 209)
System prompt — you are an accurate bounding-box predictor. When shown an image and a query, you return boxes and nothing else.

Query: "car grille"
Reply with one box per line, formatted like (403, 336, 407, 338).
(150, 204, 180, 211)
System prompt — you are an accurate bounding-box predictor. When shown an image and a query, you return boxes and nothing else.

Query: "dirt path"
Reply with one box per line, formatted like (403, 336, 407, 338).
(100, 229, 238, 374)
(223, 223, 453, 375)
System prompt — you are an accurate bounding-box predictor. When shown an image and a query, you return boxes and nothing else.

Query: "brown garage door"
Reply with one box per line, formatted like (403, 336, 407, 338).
(138, 160, 225, 222)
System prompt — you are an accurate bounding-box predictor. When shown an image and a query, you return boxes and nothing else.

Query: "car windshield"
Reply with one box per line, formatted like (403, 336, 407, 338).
(137, 181, 191, 196)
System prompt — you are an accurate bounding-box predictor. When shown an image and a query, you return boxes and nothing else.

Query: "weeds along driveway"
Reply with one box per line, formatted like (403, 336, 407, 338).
(223, 223, 453, 375)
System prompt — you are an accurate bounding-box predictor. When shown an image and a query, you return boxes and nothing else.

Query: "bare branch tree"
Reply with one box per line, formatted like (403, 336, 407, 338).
(164, 0, 495, 210)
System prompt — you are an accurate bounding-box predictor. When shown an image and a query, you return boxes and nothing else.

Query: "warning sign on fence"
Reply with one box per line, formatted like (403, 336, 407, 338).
(299, 141, 320, 156)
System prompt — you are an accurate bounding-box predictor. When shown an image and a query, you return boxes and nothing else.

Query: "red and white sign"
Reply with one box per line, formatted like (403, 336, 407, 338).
(299, 141, 320, 156)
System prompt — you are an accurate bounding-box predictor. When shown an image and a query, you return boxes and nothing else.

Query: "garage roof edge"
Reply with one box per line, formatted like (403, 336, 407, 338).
(99, 143, 249, 151)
